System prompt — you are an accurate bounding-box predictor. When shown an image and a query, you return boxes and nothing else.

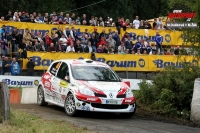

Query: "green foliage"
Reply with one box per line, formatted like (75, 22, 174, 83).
(135, 64, 200, 118)
(0, 0, 170, 20)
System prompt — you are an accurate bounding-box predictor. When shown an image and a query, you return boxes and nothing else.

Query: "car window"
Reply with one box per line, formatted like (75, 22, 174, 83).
(56, 62, 69, 80)
(49, 62, 61, 76)
(71, 65, 120, 82)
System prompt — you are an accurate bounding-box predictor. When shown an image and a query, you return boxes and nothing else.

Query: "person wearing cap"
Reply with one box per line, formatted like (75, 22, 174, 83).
(92, 27, 99, 41)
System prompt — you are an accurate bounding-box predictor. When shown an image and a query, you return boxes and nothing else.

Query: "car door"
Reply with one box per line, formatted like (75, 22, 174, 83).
(52, 62, 70, 105)
(46, 61, 62, 101)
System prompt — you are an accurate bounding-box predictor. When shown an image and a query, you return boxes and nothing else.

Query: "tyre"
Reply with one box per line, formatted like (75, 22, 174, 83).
(37, 86, 48, 106)
(64, 93, 77, 116)
(119, 103, 136, 118)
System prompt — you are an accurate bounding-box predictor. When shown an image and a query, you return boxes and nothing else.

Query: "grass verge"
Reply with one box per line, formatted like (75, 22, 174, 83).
(0, 109, 87, 133)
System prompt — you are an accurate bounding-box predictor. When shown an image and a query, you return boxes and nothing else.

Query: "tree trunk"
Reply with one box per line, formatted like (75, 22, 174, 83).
(0, 82, 10, 123)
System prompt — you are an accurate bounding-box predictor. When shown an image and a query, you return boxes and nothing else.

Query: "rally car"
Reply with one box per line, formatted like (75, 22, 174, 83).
(37, 59, 136, 117)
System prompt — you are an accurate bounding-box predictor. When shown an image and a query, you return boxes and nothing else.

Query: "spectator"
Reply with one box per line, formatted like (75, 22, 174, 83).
(84, 41, 93, 53)
(92, 27, 99, 41)
(2, 56, 11, 75)
(97, 45, 103, 53)
(106, 34, 116, 50)
(144, 20, 152, 29)
(155, 31, 162, 54)
(66, 42, 75, 53)
(67, 34, 75, 46)
(89, 16, 96, 26)
(90, 52, 96, 61)
(48, 43, 56, 52)
(157, 17, 163, 30)
(138, 20, 144, 29)
(99, 28, 107, 39)
(63, 26, 70, 39)
(125, 35, 133, 53)
(98, 36, 106, 47)
(118, 41, 126, 53)
(70, 27, 76, 40)
(23, 28, 32, 45)
(43, 31, 52, 50)
(0, 16, 5, 21)
(59, 34, 67, 51)
(133, 16, 140, 29)
(35, 16, 43, 23)
(74, 39, 82, 53)
(26, 57, 35, 76)
(33, 41, 41, 51)
(6, 10, 12, 20)
(89, 33, 98, 52)
(26, 41, 34, 51)
(56, 27, 63, 38)
(64, 13, 72, 24)
(71, 13, 76, 21)
(39, 40, 46, 51)
(11, 57, 20, 76)
(81, 14, 88, 25)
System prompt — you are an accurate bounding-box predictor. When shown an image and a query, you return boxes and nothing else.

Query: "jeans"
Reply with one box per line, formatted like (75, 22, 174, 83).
(92, 46, 96, 53)
(156, 45, 162, 55)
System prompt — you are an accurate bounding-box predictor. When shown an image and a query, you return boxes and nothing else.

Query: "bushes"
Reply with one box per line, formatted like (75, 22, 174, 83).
(135, 64, 200, 118)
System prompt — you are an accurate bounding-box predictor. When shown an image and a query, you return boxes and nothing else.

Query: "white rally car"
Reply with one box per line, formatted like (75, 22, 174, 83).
(37, 59, 136, 117)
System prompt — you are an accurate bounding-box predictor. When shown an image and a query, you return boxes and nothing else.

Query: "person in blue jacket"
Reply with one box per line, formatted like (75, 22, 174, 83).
(155, 31, 163, 54)
(10, 57, 20, 76)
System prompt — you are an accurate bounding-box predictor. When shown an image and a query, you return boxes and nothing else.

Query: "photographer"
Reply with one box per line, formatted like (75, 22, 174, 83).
(26, 57, 35, 76)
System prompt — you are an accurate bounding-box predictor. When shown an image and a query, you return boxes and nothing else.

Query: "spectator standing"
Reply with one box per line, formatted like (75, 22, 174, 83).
(11, 57, 20, 76)
(63, 26, 70, 39)
(84, 41, 93, 53)
(89, 33, 98, 52)
(155, 31, 162, 54)
(2, 56, 11, 75)
(26, 57, 35, 76)
(133, 16, 140, 29)
(6, 10, 12, 20)
(43, 31, 52, 50)
(48, 43, 56, 52)
(56, 27, 63, 38)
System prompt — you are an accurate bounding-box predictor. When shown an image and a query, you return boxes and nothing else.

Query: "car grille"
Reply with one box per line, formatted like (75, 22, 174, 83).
(117, 94, 126, 98)
(91, 103, 128, 109)
(94, 93, 107, 98)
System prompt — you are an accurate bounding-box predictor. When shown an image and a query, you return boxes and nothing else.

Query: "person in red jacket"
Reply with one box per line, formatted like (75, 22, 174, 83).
(98, 36, 106, 47)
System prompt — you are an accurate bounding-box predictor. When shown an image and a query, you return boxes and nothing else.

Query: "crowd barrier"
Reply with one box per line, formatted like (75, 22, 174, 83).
(0, 21, 185, 46)
(22, 51, 198, 72)
(0, 75, 148, 103)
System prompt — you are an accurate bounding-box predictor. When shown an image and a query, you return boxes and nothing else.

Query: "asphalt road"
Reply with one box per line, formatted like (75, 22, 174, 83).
(12, 104, 200, 133)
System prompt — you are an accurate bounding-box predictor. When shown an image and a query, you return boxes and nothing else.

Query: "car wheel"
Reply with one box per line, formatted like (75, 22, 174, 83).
(64, 93, 77, 116)
(37, 86, 48, 106)
(119, 103, 136, 118)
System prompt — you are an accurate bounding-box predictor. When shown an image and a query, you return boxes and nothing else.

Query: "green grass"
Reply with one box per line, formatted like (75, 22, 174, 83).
(0, 109, 89, 133)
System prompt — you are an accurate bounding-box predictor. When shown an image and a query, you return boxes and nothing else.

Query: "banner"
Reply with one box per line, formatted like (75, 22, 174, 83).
(22, 52, 198, 72)
(0, 76, 41, 88)
(0, 21, 185, 46)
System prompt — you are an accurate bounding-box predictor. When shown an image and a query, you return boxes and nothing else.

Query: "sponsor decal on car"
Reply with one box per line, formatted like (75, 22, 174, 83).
(59, 80, 68, 88)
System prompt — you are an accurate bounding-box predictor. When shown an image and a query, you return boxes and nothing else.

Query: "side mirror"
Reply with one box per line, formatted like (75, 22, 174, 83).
(124, 81, 131, 88)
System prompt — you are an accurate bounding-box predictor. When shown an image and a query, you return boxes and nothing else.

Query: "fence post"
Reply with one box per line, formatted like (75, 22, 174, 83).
(0, 82, 10, 123)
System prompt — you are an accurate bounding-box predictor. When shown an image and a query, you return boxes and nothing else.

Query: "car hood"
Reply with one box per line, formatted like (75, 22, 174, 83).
(76, 80, 128, 97)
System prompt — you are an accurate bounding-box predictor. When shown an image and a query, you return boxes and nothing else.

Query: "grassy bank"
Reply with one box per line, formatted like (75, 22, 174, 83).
(0, 109, 86, 133)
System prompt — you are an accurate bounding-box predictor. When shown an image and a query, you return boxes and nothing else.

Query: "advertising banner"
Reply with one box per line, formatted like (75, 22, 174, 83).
(22, 52, 198, 72)
(0, 76, 41, 88)
(0, 21, 185, 46)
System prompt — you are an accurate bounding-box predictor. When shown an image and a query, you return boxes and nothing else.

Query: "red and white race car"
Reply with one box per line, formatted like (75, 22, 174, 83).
(37, 59, 136, 117)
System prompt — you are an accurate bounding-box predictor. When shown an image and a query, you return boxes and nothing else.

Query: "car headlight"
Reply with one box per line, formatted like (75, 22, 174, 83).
(79, 86, 94, 96)
(126, 89, 133, 98)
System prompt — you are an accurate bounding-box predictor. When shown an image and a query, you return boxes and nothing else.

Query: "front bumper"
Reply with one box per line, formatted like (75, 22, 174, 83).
(74, 95, 136, 113)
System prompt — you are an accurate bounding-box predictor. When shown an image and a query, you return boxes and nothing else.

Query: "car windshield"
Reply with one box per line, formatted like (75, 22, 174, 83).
(71, 65, 121, 82)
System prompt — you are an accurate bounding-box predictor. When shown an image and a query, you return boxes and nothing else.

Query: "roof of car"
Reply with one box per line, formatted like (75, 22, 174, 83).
(55, 59, 109, 67)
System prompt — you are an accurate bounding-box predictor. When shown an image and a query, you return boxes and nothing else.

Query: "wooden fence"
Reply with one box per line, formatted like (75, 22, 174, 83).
(0, 82, 10, 123)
